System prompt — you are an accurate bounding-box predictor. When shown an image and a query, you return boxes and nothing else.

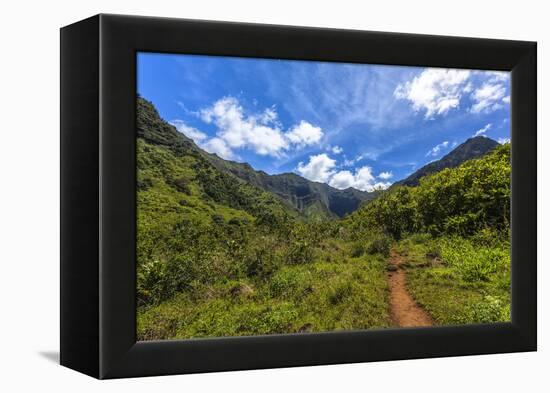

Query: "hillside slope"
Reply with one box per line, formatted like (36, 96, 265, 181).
(206, 156, 375, 219)
(395, 136, 499, 187)
(138, 96, 373, 219)
(136, 96, 511, 339)
(346, 142, 511, 239)
(137, 97, 295, 217)
(136, 97, 393, 338)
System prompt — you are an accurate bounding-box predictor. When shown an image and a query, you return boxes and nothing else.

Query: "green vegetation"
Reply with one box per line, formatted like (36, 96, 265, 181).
(345, 143, 510, 240)
(394, 232, 510, 325)
(136, 131, 392, 338)
(395, 135, 499, 186)
(207, 152, 376, 220)
(136, 96, 511, 340)
(138, 250, 390, 340)
(345, 144, 511, 325)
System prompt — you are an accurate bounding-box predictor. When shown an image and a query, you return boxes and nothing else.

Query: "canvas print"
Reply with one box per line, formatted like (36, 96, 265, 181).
(136, 53, 511, 341)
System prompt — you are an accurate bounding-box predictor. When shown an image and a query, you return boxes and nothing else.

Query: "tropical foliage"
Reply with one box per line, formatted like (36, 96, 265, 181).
(345, 143, 510, 239)
(136, 97, 511, 340)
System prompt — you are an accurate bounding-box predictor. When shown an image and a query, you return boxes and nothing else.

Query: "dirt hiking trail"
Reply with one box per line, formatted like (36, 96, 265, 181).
(387, 249, 433, 328)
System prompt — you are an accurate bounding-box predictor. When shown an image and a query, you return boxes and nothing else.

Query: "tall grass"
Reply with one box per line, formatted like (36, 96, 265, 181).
(437, 234, 509, 282)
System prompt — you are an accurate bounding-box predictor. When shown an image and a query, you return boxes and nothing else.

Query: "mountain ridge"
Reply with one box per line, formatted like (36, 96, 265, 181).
(205, 153, 375, 219)
(394, 136, 500, 187)
(137, 96, 500, 219)
(137, 96, 374, 219)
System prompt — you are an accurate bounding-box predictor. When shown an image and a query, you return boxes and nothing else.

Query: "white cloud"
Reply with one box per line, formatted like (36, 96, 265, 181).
(470, 82, 507, 113)
(328, 170, 356, 189)
(199, 97, 323, 158)
(176, 101, 201, 117)
(170, 119, 208, 142)
(351, 151, 379, 164)
(200, 97, 288, 156)
(426, 141, 450, 157)
(474, 123, 492, 137)
(378, 171, 393, 180)
(342, 158, 355, 167)
(328, 165, 391, 192)
(286, 121, 324, 147)
(352, 167, 377, 191)
(394, 68, 471, 118)
(296, 154, 392, 191)
(394, 68, 509, 118)
(486, 71, 509, 83)
(259, 107, 278, 124)
(202, 137, 237, 160)
(498, 137, 511, 144)
(266, 61, 415, 135)
(296, 154, 336, 183)
(329, 167, 372, 190)
(373, 182, 392, 190)
(331, 145, 344, 154)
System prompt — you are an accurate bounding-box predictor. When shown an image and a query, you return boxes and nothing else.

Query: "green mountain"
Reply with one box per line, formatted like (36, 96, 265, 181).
(346, 142, 511, 239)
(137, 96, 373, 220)
(137, 97, 297, 221)
(136, 96, 511, 338)
(206, 156, 375, 219)
(395, 136, 500, 187)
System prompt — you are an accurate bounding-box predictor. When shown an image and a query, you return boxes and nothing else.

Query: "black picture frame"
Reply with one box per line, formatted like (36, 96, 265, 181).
(60, 14, 537, 379)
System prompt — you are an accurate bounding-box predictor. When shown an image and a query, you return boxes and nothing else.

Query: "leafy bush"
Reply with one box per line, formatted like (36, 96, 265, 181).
(244, 240, 280, 279)
(211, 214, 225, 225)
(268, 267, 313, 299)
(409, 233, 432, 244)
(350, 241, 365, 258)
(137, 259, 166, 306)
(328, 282, 353, 305)
(137, 177, 154, 191)
(348, 187, 417, 240)
(442, 212, 481, 236)
(453, 295, 510, 324)
(161, 255, 200, 298)
(346, 144, 510, 239)
(169, 177, 191, 194)
(287, 240, 314, 265)
(366, 233, 392, 257)
(471, 227, 509, 248)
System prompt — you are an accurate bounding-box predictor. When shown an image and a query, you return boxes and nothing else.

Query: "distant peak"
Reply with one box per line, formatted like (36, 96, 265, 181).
(395, 135, 499, 187)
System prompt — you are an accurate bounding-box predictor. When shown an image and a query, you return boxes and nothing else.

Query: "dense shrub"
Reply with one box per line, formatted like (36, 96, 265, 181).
(328, 282, 353, 305)
(244, 240, 281, 279)
(453, 295, 510, 324)
(161, 255, 199, 297)
(346, 144, 510, 240)
(137, 259, 166, 306)
(366, 233, 392, 257)
(286, 240, 314, 265)
(350, 241, 366, 258)
(136, 96, 511, 337)
(137, 177, 154, 191)
(169, 177, 191, 194)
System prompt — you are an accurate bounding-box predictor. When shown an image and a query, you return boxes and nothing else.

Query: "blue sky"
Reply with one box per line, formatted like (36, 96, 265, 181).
(137, 52, 510, 192)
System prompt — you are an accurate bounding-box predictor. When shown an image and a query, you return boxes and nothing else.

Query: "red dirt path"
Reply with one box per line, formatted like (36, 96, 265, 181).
(387, 249, 433, 327)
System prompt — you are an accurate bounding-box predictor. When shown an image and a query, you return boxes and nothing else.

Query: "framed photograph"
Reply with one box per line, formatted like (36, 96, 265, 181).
(60, 14, 536, 379)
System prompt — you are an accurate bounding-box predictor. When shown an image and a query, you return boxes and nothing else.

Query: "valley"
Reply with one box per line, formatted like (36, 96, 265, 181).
(136, 97, 511, 340)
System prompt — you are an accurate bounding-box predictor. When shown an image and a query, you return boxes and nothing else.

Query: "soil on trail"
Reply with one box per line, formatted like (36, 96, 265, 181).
(387, 249, 433, 328)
